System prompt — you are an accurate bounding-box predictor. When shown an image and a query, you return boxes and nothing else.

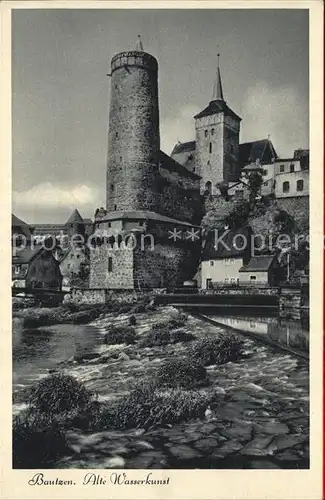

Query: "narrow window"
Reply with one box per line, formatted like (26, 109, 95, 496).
(209, 142, 212, 154)
(297, 179, 304, 191)
(283, 181, 290, 193)
(207, 160, 210, 166)
(205, 181, 212, 196)
(120, 156, 122, 162)
(280, 165, 285, 173)
(114, 204, 117, 210)
(210, 261, 214, 266)
(290, 164, 295, 173)
(108, 222, 112, 228)
(115, 132, 118, 138)
(108, 257, 113, 272)
(230, 144, 234, 154)
(110, 184, 114, 192)
(204, 130, 208, 137)
(211, 128, 215, 135)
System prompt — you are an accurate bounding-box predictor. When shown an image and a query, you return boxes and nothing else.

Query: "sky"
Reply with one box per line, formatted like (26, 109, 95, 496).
(12, 8, 309, 223)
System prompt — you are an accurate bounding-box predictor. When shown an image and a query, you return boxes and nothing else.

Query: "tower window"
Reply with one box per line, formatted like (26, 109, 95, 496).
(204, 130, 208, 138)
(114, 204, 117, 210)
(211, 128, 215, 135)
(108, 257, 113, 273)
(120, 156, 122, 162)
(209, 143, 212, 154)
(297, 179, 304, 191)
(108, 222, 111, 228)
(283, 181, 290, 193)
(290, 164, 295, 172)
(207, 160, 210, 166)
(116, 132, 118, 138)
(110, 184, 114, 192)
(205, 181, 212, 196)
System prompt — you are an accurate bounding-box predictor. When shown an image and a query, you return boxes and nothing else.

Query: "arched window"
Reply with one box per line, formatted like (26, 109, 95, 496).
(283, 181, 290, 193)
(297, 179, 304, 191)
(204, 130, 208, 138)
(209, 142, 212, 154)
(205, 181, 212, 196)
(211, 128, 215, 135)
(114, 204, 117, 210)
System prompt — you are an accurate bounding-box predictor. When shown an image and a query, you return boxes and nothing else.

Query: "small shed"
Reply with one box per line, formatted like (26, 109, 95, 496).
(239, 254, 281, 286)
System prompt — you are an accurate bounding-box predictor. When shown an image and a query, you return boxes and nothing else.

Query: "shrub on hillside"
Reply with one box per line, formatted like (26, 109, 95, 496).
(27, 373, 93, 415)
(190, 335, 244, 366)
(98, 380, 212, 430)
(155, 357, 208, 389)
(104, 325, 136, 345)
(13, 409, 68, 468)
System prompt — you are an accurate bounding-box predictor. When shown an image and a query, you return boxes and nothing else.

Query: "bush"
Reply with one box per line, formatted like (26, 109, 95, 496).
(98, 380, 212, 430)
(27, 373, 93, 415)
(141, 325, 195, 347)
(155, 357, 208, 389)
(13, 409, 68, 468)
(190, 335, 244, 366)
(104, 325, 136, 345)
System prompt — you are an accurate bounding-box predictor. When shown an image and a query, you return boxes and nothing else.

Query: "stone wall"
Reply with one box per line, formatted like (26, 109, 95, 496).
(134, 242, 200, 288)
(89, 244, 134, 289)
(106, 51, 160, 212)
(67, 288, 107, 305)
(276, 196, 309, 228)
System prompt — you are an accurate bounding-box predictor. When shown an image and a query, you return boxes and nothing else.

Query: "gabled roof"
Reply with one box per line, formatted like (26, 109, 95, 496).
(12, 214, 32, 238)
(12, 245, 43, 265)
(65, 209, 84, 225)
(159, 150, 200, 180)
(171, 141, 196, 156)
(202, 226, 253, 259)
(239, 139, 278, 167)
(194, 100, 241, 121)
(239, 254, 276, 272)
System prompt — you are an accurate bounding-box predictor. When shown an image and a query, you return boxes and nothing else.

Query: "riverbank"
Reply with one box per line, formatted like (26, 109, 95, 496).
(13, 304, 309, 469)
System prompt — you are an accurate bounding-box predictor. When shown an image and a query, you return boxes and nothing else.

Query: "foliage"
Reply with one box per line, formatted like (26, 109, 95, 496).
(98, 380, 212, 430)
(247, 171, 263, 207)
(140, 313, 193, 347)
(104, 324, 136, 345)
(155, 357, 208, 389)
(27, 373, 93, 415)
(13, 409, 68, 468)
(189, 335, 244, 366)
(224, 200, 251, 229)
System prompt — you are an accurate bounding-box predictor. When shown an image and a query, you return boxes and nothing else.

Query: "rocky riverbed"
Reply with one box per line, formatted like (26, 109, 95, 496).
(47, 306, 309, 469)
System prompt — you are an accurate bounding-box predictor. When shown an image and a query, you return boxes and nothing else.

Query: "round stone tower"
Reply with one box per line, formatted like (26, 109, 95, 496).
(106, 38, 160, 212)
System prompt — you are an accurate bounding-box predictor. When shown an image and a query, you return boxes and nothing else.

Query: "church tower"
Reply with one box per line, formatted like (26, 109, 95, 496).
(106, 36, 160, 212)
(194, 55, 241, 195)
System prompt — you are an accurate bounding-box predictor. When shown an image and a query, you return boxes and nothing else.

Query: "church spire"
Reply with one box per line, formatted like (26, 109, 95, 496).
(212, 54, 224, 101)
(136, 35, 144, 51)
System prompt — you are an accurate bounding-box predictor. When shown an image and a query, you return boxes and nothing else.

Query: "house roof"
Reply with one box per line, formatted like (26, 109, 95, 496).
(12, 245, 43, 265)
(66, 209, 84, 225)
(194, 100, 241, 121)
(202, 226, 253, 259)
(242, 162, 264, 172)
(171, 141, 196, 156)
(239, 139, 278, 167)
(159, 150, 200, 180)
(12, 214, 32, 238)
(95, 210, 197, 227)
(239, 254, 276, 272)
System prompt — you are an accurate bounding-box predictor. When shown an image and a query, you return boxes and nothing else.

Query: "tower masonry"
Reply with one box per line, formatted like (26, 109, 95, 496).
(106, 46, 160, 212)
(194, 56, 241, 195)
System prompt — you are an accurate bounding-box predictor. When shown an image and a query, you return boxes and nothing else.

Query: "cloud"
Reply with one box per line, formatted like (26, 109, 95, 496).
(160, 104, 200, 155)
(13, 182, 100, 209)
(241, 82, 308, 157)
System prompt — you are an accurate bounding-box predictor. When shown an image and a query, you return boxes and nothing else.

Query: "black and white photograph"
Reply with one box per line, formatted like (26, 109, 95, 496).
(9, 4, 316, 479)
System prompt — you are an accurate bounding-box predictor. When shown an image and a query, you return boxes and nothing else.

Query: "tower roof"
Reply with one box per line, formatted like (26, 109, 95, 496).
(212, 54, 224, 101)
(136, 35, 144, 51)
(65, 209, 84, 225)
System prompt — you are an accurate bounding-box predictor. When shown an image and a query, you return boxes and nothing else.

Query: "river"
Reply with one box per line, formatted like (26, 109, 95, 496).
(12, 309, 309, 413)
